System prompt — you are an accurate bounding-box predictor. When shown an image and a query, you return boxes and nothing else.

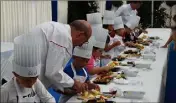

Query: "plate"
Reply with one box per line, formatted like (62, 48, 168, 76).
(123, 91, 145, 99)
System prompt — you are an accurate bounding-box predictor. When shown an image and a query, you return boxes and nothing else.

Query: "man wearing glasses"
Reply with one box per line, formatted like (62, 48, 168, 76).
(25, 20, 92, 95)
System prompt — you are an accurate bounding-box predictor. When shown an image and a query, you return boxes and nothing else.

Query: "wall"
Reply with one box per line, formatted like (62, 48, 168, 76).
(1, 1, 52, 42)
(57, 1, 68, 24)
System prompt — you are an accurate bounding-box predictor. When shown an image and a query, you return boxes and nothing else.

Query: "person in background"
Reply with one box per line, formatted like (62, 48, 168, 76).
(1, 34, 55, 103)
(113, 16, 126, 57)
(161, 26, 176, 50)
(122, 15, 141, 45)
(115, 0, 142, 24)
(59, 37, 100, 103)
(86, 13, 114, 78)
(101, 10, 121, 66)
(161, 15, 176, 50)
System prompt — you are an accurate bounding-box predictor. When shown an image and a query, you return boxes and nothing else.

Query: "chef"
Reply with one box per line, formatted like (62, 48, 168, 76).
(1, 34, 55, 103)
(101, 10, 121, 66)
(24, 20, 92, 94)
(86, 13, 113, 78)
(113, 16, 126, 57)
(115, 1, 142, 24)
(59, 37, 99, 103)
(123, 15, 141, 43)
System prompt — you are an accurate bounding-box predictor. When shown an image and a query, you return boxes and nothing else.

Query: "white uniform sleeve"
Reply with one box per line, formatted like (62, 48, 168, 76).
(35, 79, 56, 103)
(45, 42, 74, 91)
(115, 6, 124, 16)
(1, 87, 9, 102)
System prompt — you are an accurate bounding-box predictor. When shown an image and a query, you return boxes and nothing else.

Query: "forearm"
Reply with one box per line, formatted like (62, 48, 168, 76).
(104, 43, 120, 52)
(88, 67, 107, 75)
(165, 35, 173, 46)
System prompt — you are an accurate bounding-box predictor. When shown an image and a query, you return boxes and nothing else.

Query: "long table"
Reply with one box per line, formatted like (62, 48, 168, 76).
(67, 28, 170, 103)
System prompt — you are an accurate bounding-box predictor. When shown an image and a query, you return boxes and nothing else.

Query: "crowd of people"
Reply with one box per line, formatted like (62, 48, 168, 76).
(1, 1, 176, 103)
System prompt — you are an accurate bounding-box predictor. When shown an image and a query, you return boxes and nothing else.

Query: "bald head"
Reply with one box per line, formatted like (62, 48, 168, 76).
(70, 20, 92, 46)
(70, 20, 92, 37)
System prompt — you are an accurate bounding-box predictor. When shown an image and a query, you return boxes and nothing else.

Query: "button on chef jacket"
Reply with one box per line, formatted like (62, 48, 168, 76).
(27, 21, 74, 92)
(115, 4, 137, 24)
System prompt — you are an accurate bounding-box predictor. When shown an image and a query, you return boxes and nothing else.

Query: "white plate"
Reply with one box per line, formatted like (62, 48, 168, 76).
(123, 91, 145, 99)
(142, 54, 156, 61)
(113, 78, 129, 85)
(123, 69, 139, 77)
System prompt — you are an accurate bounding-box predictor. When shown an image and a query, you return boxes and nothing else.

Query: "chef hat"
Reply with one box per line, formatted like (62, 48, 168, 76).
(103, 10, 115, 25)
(92, 26, 108, 49)
(13, 34, 42, 77)
(125, 16, 141, 30)
(114, 16, 124, 30)
(86, 12, 102, 27)
(73, 36, 95, 59)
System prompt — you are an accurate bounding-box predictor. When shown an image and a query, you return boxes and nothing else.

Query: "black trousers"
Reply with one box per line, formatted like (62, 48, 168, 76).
(1, 78, 7, 85)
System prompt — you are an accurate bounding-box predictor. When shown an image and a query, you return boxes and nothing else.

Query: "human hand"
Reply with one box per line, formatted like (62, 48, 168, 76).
(72, 80, 88, 93)
(104, 55, 111, 59)
(103, 66, 113, 72)
(113, 41, 121, 46)
(161, 45, 167, 48)
(63, 88, 77, 95)
(87, 83, 100, 91)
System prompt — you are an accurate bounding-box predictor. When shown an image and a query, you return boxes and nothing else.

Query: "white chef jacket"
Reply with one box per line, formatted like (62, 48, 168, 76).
(28, 21, 74, 92)
(113, 35, 125, 57)
(101, 36, 115, 66)
(1, 78, 55, 103)
(115, 4, 137, 24)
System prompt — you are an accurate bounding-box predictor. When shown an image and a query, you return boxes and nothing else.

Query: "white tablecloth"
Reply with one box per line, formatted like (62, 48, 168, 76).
(67, 28, 170, 103)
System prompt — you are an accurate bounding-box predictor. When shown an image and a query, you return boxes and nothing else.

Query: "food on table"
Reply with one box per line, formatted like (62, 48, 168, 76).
(91, 89, 101, 96)
(99, 71, 113, 77)
(149, 36, 160, 40)
(115, 71, 127, 79)
(124, 50, 138, 54)
(110, 67, 120, 72)
(96, 98, 106, 102)
(138, 33, 148, 39)
(79, 89, 100, 100)
(80, 89, 112, 103)
(108, 61, 119, 67)
(136, 40, 150, 46)
(135, 44, 144, 50)
(117, 55, 126, 61)
(93, 75, 113, 84)
(127, 54, 141, 58)
(141, 35, 147, 39)
(119, 61, 135, 67)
